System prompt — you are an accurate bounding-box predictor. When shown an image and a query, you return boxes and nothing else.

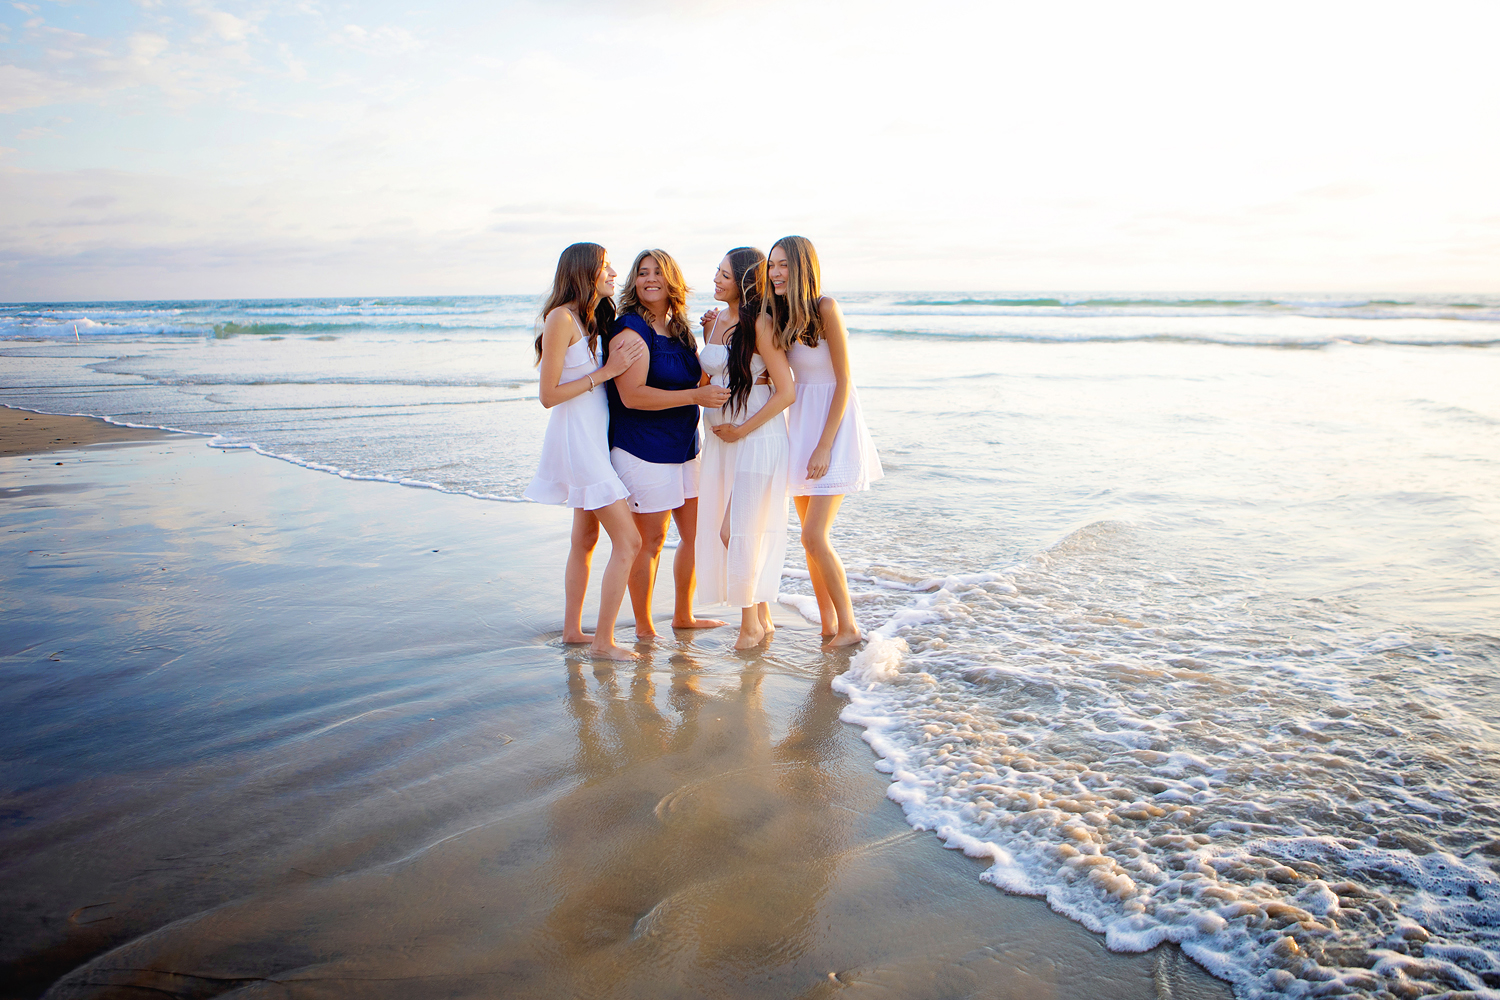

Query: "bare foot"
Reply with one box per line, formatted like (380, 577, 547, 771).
(561, 630, 591, 644)
(733, 624, 768, 650)
(826, 629, 864, 648)
(757, 605, 776, 636)
(590, 640, 639, 661)
(672, 616, 725, 630)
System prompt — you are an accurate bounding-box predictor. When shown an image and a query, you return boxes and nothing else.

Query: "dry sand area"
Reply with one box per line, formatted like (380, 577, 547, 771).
(0, 408, 1231, 999)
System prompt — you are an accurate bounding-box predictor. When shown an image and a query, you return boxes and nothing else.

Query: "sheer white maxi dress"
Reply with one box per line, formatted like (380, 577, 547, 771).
(523, 322, 630, 510)
(785, 336, 883, 496)
(695, 333, 790, 608)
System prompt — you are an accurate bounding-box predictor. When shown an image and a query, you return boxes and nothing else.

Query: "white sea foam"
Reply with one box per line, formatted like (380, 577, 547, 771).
(823, 528, 1500, 1000)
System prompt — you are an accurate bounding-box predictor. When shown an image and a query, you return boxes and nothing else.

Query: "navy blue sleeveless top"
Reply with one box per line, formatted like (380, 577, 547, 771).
(605, 312, 701, 464)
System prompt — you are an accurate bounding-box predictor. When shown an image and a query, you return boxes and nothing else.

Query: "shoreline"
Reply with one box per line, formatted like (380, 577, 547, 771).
(1, 406, 171, 456)
(0, 416, 1232, 998)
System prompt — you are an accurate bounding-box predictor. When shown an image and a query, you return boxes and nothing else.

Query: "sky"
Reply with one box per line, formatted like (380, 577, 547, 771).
(2, 0, 1498, 300)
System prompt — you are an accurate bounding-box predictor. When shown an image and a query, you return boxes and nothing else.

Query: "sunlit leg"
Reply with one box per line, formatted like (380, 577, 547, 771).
(590, 500, 642, 660)
(629, 510, 670, 639)
(562, 509, 600, 643)
(796, 494, 860, 646)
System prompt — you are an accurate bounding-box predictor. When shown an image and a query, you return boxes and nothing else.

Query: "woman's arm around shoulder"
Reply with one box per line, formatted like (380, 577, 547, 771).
(537, 308, 644, 409)
(609, 326, 652, 403)
(615, 325, 731, 411)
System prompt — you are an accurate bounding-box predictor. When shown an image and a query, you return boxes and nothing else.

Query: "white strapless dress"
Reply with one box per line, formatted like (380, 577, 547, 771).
(785, 337, 882, 495)
(695, 339, 789, 608)
(524, 336, 630, 510)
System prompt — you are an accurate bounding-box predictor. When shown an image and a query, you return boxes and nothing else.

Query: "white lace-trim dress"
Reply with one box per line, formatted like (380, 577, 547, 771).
(785, 336, 883, 496)
(695, 330, 790, 608)
(523, 330, 630, 511)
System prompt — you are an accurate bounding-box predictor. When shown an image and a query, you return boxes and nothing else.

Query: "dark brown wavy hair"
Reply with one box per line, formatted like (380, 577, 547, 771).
(617, 249, 694, 350)
(721, 246, 767, 417)
(766, 235, 823, 350)
(534, 242, 614, 363)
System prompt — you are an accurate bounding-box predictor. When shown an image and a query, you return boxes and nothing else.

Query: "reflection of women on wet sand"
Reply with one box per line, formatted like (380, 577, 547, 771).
(536, 658, 854, 990)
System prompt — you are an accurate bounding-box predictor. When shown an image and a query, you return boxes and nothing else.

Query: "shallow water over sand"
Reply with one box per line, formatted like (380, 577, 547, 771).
(0, 440, 1230, 998)
(3, 293, 1498, 997)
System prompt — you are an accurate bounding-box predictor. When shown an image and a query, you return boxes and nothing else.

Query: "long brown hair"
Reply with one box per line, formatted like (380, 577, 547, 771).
(722, 247, 767, 417)
(534, 242, 613, 363)
(617, 249, 694, 350)
(766, 235, 822, 351)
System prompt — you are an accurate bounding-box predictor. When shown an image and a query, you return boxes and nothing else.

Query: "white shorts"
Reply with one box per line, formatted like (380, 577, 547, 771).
(610, 448, 701, 514)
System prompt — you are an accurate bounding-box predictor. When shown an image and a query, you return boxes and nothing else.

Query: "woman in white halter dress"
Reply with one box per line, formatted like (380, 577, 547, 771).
(785, 335, 882, 496)
(766, 236, 881, 647)
(525, 328, 632, 509)
(694, 248, 795, 649)
(522, 243, 646, 661)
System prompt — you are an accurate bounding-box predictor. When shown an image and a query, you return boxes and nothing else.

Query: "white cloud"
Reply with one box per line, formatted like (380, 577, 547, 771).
(198, 8, 251, 42)
(332, 23, 423, 55)
(0, 0, 1497, 297)
(126, 30, 168, 63)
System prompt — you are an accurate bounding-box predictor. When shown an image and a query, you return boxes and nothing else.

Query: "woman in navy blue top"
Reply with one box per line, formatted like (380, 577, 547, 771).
(605, 249, 731, 639)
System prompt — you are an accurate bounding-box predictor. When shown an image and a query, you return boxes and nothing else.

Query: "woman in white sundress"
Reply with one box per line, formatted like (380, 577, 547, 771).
(695, 246, 794, 649)
(523, 242, 646, 661)
(767, 235, 882, 647)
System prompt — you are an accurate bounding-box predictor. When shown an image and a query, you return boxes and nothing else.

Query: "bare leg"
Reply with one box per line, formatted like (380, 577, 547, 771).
(794, 496, 837, 637)
(756, 601, 775, 636)
(735, 604, 767, 649)
(629, 510, 670, 639)
(561, 509, 600, 643)
(670, 497, 724, 629)
(588, 500, 641, 660)
(795, 494, 861, 646)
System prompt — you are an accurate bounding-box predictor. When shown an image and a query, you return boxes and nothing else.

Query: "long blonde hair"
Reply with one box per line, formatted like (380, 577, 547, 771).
(766, 235, 822, 351)
(534, 242, 612, 363)
(617, 249, 694, 349)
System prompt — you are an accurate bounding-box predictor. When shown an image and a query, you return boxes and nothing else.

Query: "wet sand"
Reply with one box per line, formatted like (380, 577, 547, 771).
(1, 407, 166, 456)
(0, 421, 1233, 999)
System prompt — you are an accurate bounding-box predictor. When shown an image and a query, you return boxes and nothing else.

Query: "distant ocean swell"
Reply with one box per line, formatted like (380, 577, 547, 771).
(4, 293, 1498, 344)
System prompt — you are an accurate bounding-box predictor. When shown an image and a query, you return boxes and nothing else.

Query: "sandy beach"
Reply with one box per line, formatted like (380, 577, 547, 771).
(0, 409, 1231, 999)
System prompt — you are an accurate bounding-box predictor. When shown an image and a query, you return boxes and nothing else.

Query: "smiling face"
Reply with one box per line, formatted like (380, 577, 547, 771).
(635, 255, 666, 313)
(712, 256, 737, 305)
(595, 258, 617, 300)
(768, 245, 790, 298)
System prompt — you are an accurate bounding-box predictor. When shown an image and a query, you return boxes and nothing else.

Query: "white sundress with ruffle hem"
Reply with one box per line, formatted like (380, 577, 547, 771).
(524, 323, 630, 511)
(785, 335, 883, 496)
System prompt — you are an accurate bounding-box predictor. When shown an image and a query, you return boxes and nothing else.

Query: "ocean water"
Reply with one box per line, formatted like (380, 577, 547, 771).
(3, 292, 1499, 999)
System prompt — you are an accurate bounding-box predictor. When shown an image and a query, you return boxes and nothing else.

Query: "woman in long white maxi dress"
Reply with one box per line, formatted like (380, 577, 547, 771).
(694, 247, 796, 649)
(522, 242, 645, 661)
(767, 235, 881, 647)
